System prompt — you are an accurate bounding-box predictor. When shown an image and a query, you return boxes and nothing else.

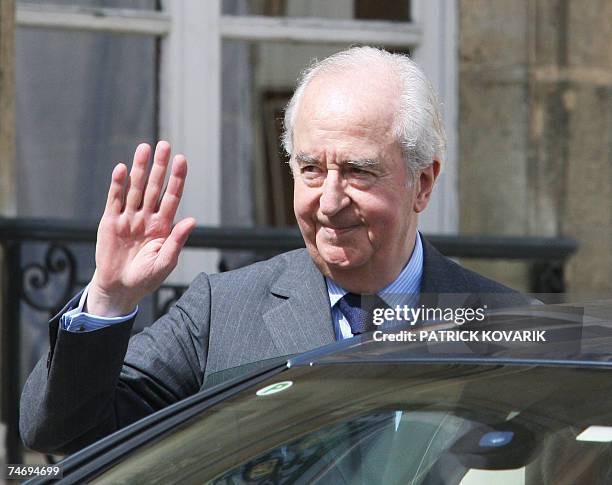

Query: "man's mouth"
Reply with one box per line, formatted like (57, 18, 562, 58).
(319, 224, 359, 237)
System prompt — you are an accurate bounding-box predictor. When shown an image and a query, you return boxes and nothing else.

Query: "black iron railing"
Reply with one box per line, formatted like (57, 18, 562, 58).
(0, 217, 578, 463)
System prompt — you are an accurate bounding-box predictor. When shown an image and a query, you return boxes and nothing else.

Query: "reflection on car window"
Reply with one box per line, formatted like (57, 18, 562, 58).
(210, 410, 470, 484)
(91, 363, 612, 485)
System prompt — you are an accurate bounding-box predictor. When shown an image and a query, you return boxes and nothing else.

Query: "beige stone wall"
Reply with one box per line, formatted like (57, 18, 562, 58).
(562, 0, 612, 298)
(459, 0, 531, 291)
(0, 0, 14, 215)
(459, 0, 612, 298)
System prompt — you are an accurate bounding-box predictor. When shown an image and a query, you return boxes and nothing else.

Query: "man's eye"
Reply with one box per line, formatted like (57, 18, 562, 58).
(349, 167, 371, 176)
(301, 165, 322, 174)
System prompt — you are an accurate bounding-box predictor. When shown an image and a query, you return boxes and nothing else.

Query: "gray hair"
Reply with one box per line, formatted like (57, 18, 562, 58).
(282, 46, 446, 177)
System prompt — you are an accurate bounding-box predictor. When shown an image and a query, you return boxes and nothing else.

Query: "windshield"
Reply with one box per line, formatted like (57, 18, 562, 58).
(89, 362, 612, 484)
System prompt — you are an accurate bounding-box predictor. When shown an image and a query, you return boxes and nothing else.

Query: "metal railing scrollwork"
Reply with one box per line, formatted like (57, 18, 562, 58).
(21, 244, 77, 315)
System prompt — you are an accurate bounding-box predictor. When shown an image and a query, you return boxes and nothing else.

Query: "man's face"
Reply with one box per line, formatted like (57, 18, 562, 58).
(292, 73, 422, 290)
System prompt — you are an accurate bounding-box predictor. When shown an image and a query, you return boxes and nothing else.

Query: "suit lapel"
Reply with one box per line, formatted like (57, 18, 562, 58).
(263, 238, 470, 349)
(264, 250, 335, 355)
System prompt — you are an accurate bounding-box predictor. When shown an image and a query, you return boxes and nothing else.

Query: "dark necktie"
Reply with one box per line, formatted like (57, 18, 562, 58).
(337, 292, 387, 335)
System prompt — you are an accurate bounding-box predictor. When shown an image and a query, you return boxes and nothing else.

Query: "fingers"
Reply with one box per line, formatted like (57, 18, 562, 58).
(158, 154, 188, 222)
(157, 217, 196, 269)
(143, 141, 172, 211)
(104, 163, 128, 215)
(105, 141, 182, 218)
(125, 143, 152, 212)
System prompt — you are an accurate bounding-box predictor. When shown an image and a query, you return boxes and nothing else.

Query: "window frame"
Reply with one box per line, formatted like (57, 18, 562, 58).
(15, 0, 458, 281)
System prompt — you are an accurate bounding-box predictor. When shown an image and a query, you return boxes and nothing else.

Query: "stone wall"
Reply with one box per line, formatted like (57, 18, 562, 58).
(459, 0, 612, 298)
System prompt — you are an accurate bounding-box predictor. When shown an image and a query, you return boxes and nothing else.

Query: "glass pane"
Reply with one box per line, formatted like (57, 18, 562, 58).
(15, 28, 157, 221)
(223, 40, 345, 229)
(17, 0, 158, 9)
(224, 0, 411, 22)
(16, 27, 159, 397)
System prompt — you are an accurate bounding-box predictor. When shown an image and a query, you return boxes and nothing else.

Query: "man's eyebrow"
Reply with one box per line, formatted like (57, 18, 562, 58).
(344, 158, 380, 169)
(293, 154, 380, 169)
(294, 153, 320, 165)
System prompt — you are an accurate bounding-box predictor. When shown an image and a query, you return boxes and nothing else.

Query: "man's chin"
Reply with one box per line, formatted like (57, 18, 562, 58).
(310, 247, 367, 274)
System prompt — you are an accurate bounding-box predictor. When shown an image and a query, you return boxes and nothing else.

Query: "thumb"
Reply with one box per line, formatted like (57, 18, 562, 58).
(157, 217, 196, 269)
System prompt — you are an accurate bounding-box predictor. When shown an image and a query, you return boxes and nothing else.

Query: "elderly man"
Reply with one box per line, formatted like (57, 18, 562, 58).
(20, 47, 530, 454)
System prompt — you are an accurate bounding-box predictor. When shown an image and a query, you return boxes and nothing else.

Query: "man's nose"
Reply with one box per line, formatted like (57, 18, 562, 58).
(319, 172, 350, 216)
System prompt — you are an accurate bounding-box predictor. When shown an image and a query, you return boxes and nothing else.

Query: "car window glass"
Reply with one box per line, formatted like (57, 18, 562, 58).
(207, 410, 471, 484)
(89, 363, 612, 485)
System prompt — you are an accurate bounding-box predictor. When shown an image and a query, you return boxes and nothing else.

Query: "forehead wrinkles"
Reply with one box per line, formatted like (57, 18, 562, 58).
(295, 100, 398, 155)
(302, 98, 397, 136)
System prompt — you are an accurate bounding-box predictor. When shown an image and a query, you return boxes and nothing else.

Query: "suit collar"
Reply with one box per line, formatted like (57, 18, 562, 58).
(419, 236, 474, 310)
(420, 236, 469, 294)
(263, 237, 472, 353)
(264, 250, 335, 355)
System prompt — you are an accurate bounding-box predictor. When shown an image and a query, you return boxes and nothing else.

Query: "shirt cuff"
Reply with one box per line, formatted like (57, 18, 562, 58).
(60, 284, 138, 333)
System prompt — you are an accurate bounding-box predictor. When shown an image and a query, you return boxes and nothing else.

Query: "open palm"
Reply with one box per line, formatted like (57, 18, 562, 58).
(88, 141, 196, 317)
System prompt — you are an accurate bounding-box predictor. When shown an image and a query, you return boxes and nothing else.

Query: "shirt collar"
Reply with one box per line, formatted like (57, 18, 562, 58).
(326, 231, 424, 308)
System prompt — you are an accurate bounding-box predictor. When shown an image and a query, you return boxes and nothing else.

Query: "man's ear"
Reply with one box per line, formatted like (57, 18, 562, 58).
(413, 159, 441, 213)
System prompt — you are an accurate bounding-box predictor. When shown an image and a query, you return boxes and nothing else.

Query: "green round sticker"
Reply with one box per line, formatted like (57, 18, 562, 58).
(256, 381, 293, 396)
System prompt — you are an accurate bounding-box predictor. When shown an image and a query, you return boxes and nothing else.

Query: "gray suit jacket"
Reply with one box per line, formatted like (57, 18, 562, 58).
(20, 238, 532, 454)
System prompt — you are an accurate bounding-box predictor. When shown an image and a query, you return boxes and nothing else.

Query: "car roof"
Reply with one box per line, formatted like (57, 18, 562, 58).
(289, 300, 612, 368)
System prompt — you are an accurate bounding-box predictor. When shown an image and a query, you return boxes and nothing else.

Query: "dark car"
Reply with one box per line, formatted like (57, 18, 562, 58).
(26, 301, 612, 484)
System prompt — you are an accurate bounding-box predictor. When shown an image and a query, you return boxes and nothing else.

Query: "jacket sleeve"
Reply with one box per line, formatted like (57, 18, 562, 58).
(19, 273, 212, 455)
